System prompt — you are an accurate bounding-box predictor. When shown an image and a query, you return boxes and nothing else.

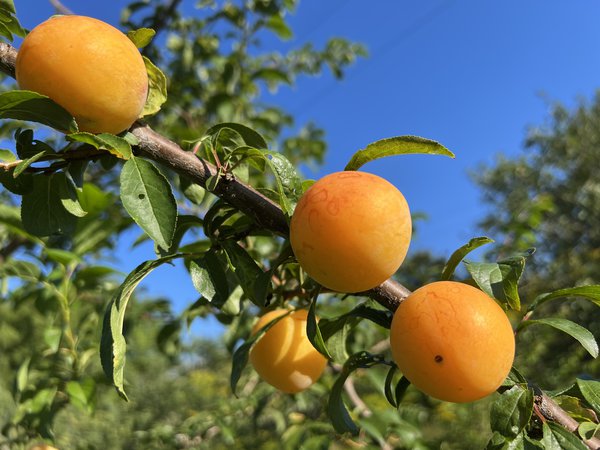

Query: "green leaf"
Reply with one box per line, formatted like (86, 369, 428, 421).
(344, 135, 454, 171)
(554, 395, 599, 422)
(490, 385, 533, 438)
(100, 254, 186, 399)
(327, 351, 389, 435)
(230, 310, 292, 396)
(384, 365, 399, 407)
(204, 122, 268, 150)
(159, 214, 204, 256)
(320, 303, 393, 332)
(518, 318, 598, 358)
(190, 250, 229, 307)
(465, 249, 534, 311)
(221, 240, 270, 306)
(251, 68, 291, 88)
(395, 375, 411, 406)
(12, 387, 57, 423)
(67, 132, 132, 159)
(0, 168, 33, 194)
(577, 379, 600, 414)
(0, 148, 15, 161)
(126, 27, 155, 48)
(57, 174, 87, 217)
(441, 236, 494, 280)
(265, 14, 292, 40)
(21, 173, 78, 236)
(0, 0, 26, 41)
(321, 315, 356, 364)
(0, 90, 78, 132)
(12, 150, 46, 178)
(502, 367, 529, 387)
(318, 303, 391, 363)
(43, 327, 61, 353)
(306, 290, 332, 360)
(263, 151, 303, 215)
(15, 357, 30, 394)
(15, 128, 55, 159)
(120, 156, 177, 250)
(77, 182, 113, 216)
(529, 285, 600, 313)
(1, 259, 41, 281)
(66, 378, 96, 413)
(578, 422, 600, 442)
(180, 176, 206, 205)
(141, 56, 168, 117)
(542, 422, 588, 450)
(45, 248, 81, 265)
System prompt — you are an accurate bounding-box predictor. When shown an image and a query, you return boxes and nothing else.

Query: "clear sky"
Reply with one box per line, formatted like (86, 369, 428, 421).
(12, 1, 600, 337)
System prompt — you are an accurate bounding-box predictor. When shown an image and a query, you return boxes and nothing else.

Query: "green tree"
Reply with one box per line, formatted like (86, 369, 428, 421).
(474, 96, 600, 388)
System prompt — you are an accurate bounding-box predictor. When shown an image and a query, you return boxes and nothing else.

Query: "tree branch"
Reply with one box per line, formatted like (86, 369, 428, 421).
(1, 42, 597, 448)
(49, 0, 74, 15)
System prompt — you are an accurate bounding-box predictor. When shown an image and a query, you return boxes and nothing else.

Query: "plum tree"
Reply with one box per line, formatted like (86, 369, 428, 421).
(389, 281, 515, 403)
(15, 15, 148, 134)
(249, 309, 328, 393)
(290, 171, 412, 293)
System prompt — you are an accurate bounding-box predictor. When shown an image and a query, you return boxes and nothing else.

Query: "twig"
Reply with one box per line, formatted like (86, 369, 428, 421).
(343, 377, 371, 418)
(49, 0, 74, 15)
(534, 388, 600, 450)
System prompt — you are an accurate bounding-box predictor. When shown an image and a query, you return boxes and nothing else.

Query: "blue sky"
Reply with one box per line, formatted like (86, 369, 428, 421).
(13, 1, 600, 336)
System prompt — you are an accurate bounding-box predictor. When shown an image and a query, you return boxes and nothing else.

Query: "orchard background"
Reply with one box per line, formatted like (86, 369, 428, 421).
(0, 1, 599, 449)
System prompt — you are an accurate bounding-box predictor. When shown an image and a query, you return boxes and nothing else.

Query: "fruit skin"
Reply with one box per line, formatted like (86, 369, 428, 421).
(16, 15, 148, 134)
(249, 309, 327, 393)
(390, 281, 515, 403)
(290, 171, 411, 293)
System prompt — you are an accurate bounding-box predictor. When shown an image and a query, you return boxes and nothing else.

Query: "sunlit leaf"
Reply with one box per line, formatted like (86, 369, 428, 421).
(542, 422, 588, 450)
(21, 173, 78, 236)
(490, 385, 533, 438)
(67, 132, 132, 159)
(120, 156, 177, 250)
(441, 236, 494, 280)
(327, 351, 389, 435)
(344, 135, 454, 171)
(577, 379, 600, 415)
(518, 318, 598, 358)
(221, 240, 270, 306)
(140, 56, 167, 117)
(0, 90, 77, 132)
(100, 254, 186, 400)
(528, 285, 600, 313)
(127, 27, 155, 48)
(307, 290, 332, 359)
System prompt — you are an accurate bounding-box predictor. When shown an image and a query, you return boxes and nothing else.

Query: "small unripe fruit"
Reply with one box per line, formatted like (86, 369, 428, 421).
(16, 15, 148, 134)
(290, 171, 411, 293)
(390, 281, 515, 403)
(249, 309, 327, 393)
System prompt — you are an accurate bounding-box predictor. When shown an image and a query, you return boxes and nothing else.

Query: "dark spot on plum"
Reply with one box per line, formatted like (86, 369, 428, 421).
(434, 355, 443, 363)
